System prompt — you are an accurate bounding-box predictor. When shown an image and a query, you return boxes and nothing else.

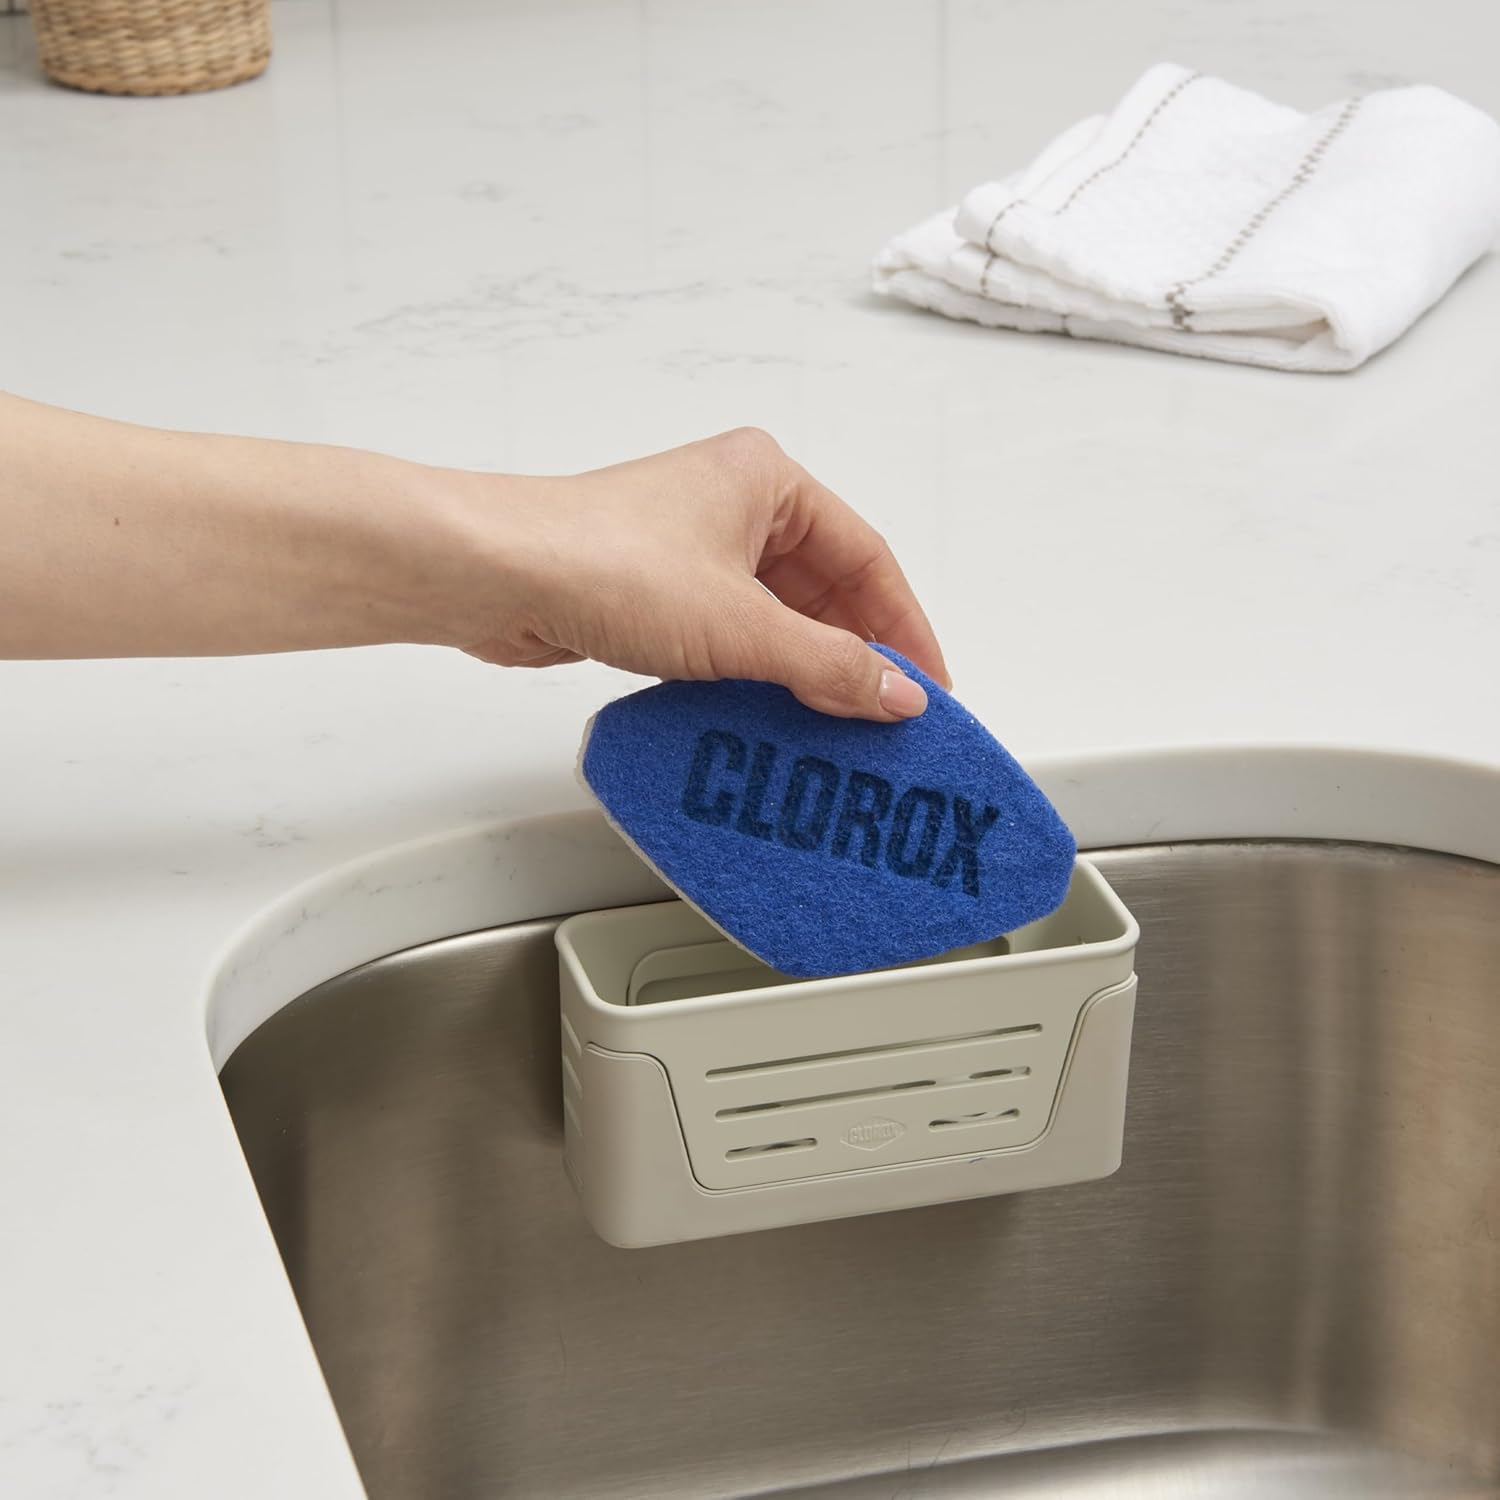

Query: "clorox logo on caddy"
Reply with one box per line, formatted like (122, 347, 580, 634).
(842, 1117, 906, 1151)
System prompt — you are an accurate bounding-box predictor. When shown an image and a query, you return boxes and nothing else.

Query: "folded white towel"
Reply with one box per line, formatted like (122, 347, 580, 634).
(873, 63, 1500, 372)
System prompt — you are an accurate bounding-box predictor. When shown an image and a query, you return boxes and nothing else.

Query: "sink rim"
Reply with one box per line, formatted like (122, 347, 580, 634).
(203, 744, 1500, 1073)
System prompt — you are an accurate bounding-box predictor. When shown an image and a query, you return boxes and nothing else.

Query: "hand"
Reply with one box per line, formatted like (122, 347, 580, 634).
(1, 397, 948, 724)
(454, 428, 950, 720)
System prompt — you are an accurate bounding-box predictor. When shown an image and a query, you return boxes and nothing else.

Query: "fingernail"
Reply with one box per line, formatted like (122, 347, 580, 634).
(879, 668, 927, 719)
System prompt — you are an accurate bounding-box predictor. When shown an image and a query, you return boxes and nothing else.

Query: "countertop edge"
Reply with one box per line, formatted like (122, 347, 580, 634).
(203, 741, 1500, 1071)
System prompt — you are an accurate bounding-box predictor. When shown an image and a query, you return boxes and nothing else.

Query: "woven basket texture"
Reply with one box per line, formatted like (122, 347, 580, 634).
(30, 0, 271, 95)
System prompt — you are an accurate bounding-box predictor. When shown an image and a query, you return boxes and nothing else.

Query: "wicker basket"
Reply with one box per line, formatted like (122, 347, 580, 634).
(29, 0, 271, 95)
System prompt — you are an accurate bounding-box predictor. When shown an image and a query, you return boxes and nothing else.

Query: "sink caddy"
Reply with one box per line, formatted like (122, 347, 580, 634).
(555, 856, 1140, 1246)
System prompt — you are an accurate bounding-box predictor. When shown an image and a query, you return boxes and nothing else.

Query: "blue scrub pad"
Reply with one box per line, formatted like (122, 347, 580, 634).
(579, 647, 1076, 979)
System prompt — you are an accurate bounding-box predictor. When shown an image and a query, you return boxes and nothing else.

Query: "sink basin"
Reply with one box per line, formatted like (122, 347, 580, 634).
(218, 841, 1500, 1499)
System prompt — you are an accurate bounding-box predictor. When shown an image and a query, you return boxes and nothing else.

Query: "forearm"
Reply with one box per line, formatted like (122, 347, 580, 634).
(0, 398, 946, 720)
(0, 393, 487, 659)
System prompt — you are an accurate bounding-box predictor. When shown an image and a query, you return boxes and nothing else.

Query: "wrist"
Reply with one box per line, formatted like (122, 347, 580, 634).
(404, 463, 551, 653)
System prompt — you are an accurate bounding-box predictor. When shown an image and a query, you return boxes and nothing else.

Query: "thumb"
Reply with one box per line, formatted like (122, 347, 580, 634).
(722, 586, 929, 722)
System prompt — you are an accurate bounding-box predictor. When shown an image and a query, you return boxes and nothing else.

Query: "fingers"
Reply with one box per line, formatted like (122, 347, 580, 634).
(756, 552, 872, 641)
(767, 459, 951, 690)
(715, 583, 929, 722)
(489, 427, 949, 720)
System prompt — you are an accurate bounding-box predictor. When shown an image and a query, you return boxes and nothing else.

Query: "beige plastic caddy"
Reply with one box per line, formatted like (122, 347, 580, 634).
(555, 857, 1140, 1247)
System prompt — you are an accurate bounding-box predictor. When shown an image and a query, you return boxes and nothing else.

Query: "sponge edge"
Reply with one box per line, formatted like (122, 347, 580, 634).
(578, 647, 1077, 979)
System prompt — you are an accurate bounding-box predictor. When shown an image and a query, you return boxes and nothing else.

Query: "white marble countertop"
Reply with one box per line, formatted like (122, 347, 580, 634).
(1, 1, 1497, 1494)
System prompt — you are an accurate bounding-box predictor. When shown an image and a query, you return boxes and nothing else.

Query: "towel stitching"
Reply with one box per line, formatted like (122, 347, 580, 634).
(979, 70, 1203, 296)
(1165, 95, 1364, 330)
(1052, 70, 1204, 218)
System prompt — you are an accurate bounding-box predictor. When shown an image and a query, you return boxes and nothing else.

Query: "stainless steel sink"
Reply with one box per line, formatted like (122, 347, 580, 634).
(218, 841, 1500, 1499)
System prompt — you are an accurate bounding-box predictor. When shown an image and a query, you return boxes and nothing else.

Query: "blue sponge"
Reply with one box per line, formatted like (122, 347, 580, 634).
(579, 647, 1076, 979)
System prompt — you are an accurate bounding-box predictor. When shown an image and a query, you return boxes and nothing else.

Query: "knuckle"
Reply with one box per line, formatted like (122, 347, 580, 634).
(700, 593, 762, 678)
(843, 536, 893, 591)
(821, 635, 873, 701)
(715, 581, 762, 632)
(716, 425, 782, 471)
